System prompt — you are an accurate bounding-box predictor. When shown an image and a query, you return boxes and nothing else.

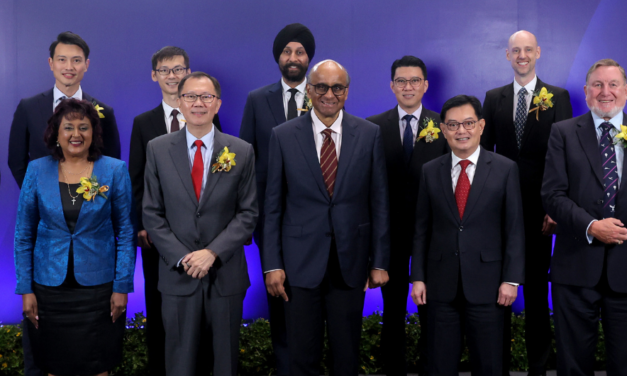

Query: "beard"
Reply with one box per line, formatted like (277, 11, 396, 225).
(280, 62, 308, 83)
(588, 102, 625, 119)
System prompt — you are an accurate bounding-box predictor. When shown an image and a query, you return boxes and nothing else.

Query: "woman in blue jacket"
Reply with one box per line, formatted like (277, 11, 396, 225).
(14, 98, 136, 376)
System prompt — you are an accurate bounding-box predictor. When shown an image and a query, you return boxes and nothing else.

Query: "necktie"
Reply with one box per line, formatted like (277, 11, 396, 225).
(320, 128, 338, 197)
(191, 140, 204, 201)
(455, 160, 472, 219)
(600, 122, 619, 218)
(171, 109, 180, 132)
(514, 87, 528, 149)
(54, 96, 67, 110)
(402, 114, 415, 163)
(287, 88, 298, 120)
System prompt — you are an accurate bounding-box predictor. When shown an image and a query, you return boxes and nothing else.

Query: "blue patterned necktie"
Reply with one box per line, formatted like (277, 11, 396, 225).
(402, 114, 415, 163)
(600, 122, 619, 218)
(514, 87, 528, 149)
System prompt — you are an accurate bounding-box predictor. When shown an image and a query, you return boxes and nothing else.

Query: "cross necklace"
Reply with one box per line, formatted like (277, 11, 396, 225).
(60, 162, 91, 205)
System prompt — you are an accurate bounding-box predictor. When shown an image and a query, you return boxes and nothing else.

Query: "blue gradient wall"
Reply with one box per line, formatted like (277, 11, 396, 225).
(1, 0, 626, 324)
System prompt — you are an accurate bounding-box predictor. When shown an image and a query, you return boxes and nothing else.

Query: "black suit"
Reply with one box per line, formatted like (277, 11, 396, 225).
(366, 106, 447, 376)
(481, 78, 572, 374)
(542, 112, 627, 375)
(128, 103, 220, 376)
(411, 148, 525, 375)
(8, 88, 121, 188)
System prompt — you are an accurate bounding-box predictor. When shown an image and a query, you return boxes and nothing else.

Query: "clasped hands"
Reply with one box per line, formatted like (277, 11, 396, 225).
(182, 249, 217, 279)
(589, 218, 627, 245)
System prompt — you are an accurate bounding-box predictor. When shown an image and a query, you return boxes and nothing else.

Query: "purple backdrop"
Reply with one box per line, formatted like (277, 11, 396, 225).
(1, 0, 626, 324)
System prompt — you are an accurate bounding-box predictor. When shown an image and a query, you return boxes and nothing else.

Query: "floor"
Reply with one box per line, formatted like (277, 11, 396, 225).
(363, 373, 608, 376)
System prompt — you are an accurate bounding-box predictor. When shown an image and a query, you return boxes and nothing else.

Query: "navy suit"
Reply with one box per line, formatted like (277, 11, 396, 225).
(542, 112, 627, 375)
(8, 89, 121, 188)
(411, 148, 525, 375)
(263, 110, 390, 375)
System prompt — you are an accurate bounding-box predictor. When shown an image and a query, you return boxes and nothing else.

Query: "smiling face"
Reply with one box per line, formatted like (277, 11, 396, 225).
(58, 115, 93, 159)
(177, 76, 222, 129)
(441, 103, 484, 159)
(306, 62, 349, 124)
(152, 55, 190, 97)
(48, 43, 89, 95)
(278, 42, 309, 84)
(391, 66, 428, 113)
(585, 65, 627, 120)
(506, 31, 540, 83)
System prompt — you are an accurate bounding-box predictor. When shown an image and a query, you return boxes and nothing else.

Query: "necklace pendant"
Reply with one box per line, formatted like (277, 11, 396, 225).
(71, 197, 76, 205)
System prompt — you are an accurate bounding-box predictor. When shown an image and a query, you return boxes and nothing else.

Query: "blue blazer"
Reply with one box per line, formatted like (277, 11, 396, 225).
(263, 111, 391, 289)
(14, 156, 136, 294)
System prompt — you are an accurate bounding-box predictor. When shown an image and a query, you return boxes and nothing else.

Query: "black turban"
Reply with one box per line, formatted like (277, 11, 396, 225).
(272, 23, 315, 63)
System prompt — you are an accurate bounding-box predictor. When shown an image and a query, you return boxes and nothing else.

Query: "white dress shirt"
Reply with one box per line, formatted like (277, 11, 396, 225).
(312, 109, 343, 161)
(450, 147, 480, 191)
(398, 105, 423, 144)
(512, 75, 537, 121)
(53, 85, 83, 110)
(162, 100, 186, 133)
(281, 78, 308, 118)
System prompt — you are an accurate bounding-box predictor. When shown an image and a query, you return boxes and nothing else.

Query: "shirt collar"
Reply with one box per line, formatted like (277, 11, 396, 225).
(397, 104, 423, 121)
(185, 125, 215, 151)
(162, 100, 181, 118)
(53, 85, 82, 103)
(312, 108, 343, 136)
(591, 110, 625, 131)
(281, 78, 307, 95)
(513, 75, 537, 96)
(451, 146, 481, 169)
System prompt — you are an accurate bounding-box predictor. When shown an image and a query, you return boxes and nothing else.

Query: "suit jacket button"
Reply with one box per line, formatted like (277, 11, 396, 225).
(196, 212, 201, 218)
(597, 199, 604, 204)
(455, 251, 459, 256)
(325, 232, 332, 237)
(459, 226, 463, 231)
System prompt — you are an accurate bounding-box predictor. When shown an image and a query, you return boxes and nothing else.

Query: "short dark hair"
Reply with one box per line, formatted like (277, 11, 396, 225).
(49, 32, 90, 59)
(151, 46, 189, 71)
(44, 99, 103, 161)
(440, 95, 483, 121)
(391, 55, 427, 81)
(178, 72, 222, 99)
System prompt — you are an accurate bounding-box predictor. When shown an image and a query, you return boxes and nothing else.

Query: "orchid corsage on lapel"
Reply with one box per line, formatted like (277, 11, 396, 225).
(211, 146, 236, 173)
(528, 87, 554, 121)
(92, 101, 105, 119)
(76, 175, 109, 201)
(613, 125, 627, 148)
(417, 118, 441, 143)
(297, 94, 313, 112)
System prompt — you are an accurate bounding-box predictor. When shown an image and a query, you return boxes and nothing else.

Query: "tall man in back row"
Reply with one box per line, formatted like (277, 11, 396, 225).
(481, 30, 572, 376)
(239, 23, 316, 375)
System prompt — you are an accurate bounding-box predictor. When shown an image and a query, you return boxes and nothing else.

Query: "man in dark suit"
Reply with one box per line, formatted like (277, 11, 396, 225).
(128, 46, 222, 376)
(239, 23, 315, 375)
(542, 59, 627, 376)
(143, 72, 258, 376)
(366, 55, 447, 376)
(411, 95, 525, 376)
(481, 30, 572, 376)
(263, 60, 390, 376)
(8, 31, 121, 189)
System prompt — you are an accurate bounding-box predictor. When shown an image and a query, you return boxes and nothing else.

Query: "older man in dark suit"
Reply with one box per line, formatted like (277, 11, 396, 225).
(542, 59, 627, 376)
(411, 95, 525, 376)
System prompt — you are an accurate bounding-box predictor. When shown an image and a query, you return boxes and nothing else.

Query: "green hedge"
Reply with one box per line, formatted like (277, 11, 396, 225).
(0, 311, 606, 375)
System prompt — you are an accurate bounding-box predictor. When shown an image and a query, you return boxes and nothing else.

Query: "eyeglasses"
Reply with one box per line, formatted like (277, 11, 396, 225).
(308, 83, 348, 96)
(444, 120, 478, 131)
(155, 66, 188, 76)
(180, 93, 219, 103)
(393, 77, 423, 88)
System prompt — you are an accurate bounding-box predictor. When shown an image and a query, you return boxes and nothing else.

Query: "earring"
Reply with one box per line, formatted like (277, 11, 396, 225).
(56, 140, 60, 147)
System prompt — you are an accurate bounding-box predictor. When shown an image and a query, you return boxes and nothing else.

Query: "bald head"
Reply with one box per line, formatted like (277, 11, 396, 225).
(508, 30, 538, 49)
(506, 30, 541, 85)
(307, 59, 350, 86)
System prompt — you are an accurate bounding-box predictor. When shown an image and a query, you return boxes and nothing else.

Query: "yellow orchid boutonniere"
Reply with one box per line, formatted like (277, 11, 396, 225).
(211, 146, 236, 173)
(528, 87, 554, 121)
(92, 101, 105, 119)
(417, 118, 441, 143)
(298, 94, 313, 112)
(613, 125, 627, 148)
(76, 175, 109, 201)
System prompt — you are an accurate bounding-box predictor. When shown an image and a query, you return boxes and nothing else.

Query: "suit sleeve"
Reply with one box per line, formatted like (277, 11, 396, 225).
(410, 169, 432, 282)
(207, 144, 259, 263)
(128, 116, 146, 231)
(14, 163, 40, 294)
(239, 92, 257, 151)
(369, 127, 391, 270)
(554, 89, 573, 122)
(501, 162, 525, 284)
(110, 162, 137, 293)
(100, 106, 121, 159)
(480, 92, 496, 152)
(8, 100, 30, 188)
(262, 129, 286, 271)
(542, 125, 595, 241)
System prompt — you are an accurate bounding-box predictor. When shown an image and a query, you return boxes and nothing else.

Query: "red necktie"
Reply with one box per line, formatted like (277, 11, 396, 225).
(455, 160, 472, 219)
(191, 140, 204, 201)
(171, 109, 180, 132)
(320, 129, 338, 197)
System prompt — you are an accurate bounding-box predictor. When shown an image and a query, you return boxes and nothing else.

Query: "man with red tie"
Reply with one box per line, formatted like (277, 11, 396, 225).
(410, 95, 525, 375)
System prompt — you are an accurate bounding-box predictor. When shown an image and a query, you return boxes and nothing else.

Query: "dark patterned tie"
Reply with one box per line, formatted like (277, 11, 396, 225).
(287, 88, 298, 120)
(402, 114, 415, 163)
(600, 122, 619, 218)
(455, 160, 472, 219)
(171, 109, 180, 132)
(514, 87, 528, 149)
(320, 128, 338, 197)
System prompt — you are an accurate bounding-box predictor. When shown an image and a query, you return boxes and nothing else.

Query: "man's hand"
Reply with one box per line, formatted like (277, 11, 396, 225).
(265, 270, 288, 301)
(110, 292, 128, 323)
(364, 269, 389, 291)
(137, 230, 153, 249)
(244, 236, 253, 246)
(410, 281, 427, 306)
(588, 218, 627, 245)
(541, 214, 557, 236)
(182, 249, 217, 279)
(497, 283, 518, 306)
(22, 293, 39, 329)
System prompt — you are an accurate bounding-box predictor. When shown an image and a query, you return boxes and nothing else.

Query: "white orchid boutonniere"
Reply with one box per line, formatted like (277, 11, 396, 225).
(298, 94, 313, 112)
(528, 87, 554, 121)
(417, 118, 441, 143)
(211, 146, 236, 173)
(92, 101, 105, 119)
(613, 125, 627, 148)
(76, 175, 109, 201)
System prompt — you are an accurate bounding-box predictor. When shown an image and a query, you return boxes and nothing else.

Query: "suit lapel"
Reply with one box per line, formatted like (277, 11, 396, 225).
(439, 153, 460, 222)
(37, 89, 54, 127)
(169, 129, 199, 207)
(498, 84, 517, 149)
(199, 130, 229, 208)
(42, 158, 71, 232)
(294, 114, 330, 201)
(620, 113, 627, 194)
(410, 108, 432, 167)
(152, 104, 168, 136)
(73, 158, 106, 234)
(381, 107, 404, 165)
(462, 148, 491, 222)
(267, 81, 286, 126)
(576, 112, 604, 186)
(333, 113, 358, 200)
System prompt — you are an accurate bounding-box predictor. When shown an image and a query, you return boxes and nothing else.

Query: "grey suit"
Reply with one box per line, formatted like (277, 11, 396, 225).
(143, 128, 258, 376)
